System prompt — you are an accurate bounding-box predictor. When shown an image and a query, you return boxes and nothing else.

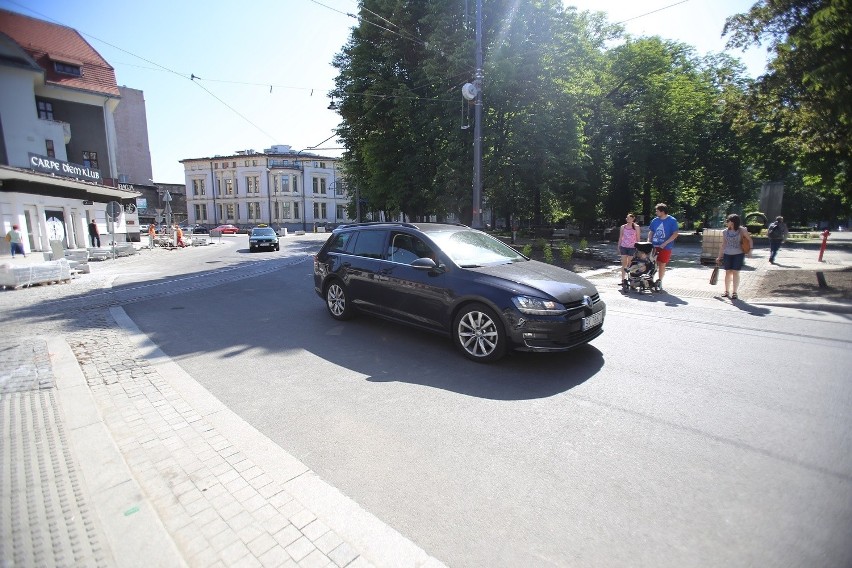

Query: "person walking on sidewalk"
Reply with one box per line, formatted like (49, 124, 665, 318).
(716, 213, 753, 300)
(618, 212, 640, 288)
(148, 223, 156, 249)
(647, 203, 679, 291)
(767, 215, 789, 264)
(5, 224, 26, 258)
(88, 219, 101, 248)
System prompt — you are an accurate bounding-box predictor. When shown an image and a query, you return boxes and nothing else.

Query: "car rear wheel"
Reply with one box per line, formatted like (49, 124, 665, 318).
(325, 280, 353, 320)
(453, 303, 506, 362)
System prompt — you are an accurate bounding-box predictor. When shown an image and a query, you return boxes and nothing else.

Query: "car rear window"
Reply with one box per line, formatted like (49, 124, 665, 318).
(326, 232, 353, 253)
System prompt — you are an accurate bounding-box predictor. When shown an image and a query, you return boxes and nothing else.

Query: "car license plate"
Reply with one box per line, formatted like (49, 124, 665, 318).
(582, 310, 603, 331)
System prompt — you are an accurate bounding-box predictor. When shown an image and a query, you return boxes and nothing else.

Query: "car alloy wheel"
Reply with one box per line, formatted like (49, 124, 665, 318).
(325, 280, 353, 320)
(453, 303, 506, 362)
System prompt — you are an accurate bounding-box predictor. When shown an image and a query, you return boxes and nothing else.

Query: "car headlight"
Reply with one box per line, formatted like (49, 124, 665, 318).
(511, 296, 567, 315)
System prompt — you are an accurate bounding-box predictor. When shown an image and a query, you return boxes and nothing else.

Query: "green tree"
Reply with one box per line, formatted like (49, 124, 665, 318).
(724, 0, 852, 216)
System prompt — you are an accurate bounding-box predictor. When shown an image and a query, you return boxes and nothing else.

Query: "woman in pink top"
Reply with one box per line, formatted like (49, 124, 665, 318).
(618, 213, 640, 286)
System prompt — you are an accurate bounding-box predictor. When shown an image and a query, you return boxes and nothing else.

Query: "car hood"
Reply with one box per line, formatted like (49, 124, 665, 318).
(469, 260, 596, 302)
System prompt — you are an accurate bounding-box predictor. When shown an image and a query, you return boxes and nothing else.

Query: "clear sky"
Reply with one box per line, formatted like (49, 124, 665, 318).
(2, 0, 767, 184)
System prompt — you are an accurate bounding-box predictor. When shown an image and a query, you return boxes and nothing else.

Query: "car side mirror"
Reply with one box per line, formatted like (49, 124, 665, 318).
(413, 257, 446, 270)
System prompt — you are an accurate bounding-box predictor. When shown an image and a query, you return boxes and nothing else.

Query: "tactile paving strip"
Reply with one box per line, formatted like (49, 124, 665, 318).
(1, 358, 110, 567)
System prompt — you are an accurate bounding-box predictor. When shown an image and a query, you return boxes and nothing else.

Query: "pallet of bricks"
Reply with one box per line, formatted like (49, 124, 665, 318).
(700, 229, 725, 266)
(0, 259, 72, 289)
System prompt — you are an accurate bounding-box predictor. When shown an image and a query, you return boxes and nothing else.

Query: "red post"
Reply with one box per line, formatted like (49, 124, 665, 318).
(818, 229, 830, 261)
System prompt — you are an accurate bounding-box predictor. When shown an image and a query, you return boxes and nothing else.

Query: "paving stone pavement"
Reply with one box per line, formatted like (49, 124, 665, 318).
(1, 339, 111, 567)
(2, 240, 444, 568)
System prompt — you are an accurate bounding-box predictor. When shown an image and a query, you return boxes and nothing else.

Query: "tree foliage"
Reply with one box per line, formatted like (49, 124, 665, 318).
(331, 0, 850, 230)
(724, 0, 851, 216)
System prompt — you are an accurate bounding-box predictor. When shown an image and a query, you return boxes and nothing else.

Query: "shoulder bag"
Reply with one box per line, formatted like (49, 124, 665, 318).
(740, 229, 752, 254)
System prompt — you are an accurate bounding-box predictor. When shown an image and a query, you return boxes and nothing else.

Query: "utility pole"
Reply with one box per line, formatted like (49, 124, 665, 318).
(471, 0, 484, 229)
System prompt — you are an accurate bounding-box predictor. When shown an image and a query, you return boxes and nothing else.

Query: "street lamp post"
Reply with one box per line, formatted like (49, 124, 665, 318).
(471, 0, 484, 229)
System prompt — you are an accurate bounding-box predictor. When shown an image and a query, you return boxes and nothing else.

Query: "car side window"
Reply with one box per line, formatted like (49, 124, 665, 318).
(351, 230, 387, 259)
(387, 232, 435, 264)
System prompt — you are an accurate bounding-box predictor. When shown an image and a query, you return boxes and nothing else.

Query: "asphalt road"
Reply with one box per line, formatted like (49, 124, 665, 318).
(121, 236, 852, 568)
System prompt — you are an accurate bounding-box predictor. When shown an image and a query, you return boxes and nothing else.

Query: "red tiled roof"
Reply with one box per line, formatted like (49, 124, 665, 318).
(0, 9, 120, 97)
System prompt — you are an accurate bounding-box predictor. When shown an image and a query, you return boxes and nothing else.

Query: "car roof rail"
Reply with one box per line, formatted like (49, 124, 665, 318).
(335, 221, 419, 230)
(335, 221, 471, 231)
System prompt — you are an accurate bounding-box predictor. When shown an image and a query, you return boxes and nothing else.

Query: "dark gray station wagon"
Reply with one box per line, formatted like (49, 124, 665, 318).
(313, 222, 605, 362)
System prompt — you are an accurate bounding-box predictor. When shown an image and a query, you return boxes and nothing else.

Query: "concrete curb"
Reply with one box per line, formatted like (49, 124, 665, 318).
(107, 306, 446, 568)
(49, 336, 187, 568)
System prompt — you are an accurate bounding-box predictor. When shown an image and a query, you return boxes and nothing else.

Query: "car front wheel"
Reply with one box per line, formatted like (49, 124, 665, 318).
(453, 303, 506, 362)
(325, 280, 353, 320)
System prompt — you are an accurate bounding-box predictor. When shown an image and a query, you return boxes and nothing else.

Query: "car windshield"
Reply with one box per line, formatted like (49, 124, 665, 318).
(252, 228, 275, 236)
(430, 229, 526, 267)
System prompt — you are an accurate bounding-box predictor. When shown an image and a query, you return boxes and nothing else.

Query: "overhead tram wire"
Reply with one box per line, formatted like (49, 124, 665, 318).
(613, 0, 693, 25)
(307, 0, 435, 52)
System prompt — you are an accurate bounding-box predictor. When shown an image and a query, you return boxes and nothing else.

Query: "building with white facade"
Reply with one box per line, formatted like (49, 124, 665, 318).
(180, 145, 349, 231)
(0, 9, 144, 253)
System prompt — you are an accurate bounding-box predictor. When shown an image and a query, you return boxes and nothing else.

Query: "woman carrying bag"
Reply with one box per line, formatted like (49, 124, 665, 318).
(716, 213, 753, 300)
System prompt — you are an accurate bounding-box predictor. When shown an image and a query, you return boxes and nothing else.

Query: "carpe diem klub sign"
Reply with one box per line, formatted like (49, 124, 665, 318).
(28, 153, 102, 183)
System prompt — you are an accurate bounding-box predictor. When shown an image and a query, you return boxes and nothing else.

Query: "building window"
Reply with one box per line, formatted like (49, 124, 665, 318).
(245, 160, 249, 167)
(37, 100, 54, 120)
(335, 181, 347, 196)
(313, 202, 327, 220)
(293, 176, 299, 193)
(194, 204, 207, 222)
(273, 176, 280, 194)
(82, 151, 98, 169)
(312, 177, 326, 194)
(273, 201, 280, 220)
(319, 162, 326, 169)
(214, 163, 219, 170)
(248, 202, 261, 220)
(53, 62, 81, 76)
(45, 140, 55, 158)
(226, 204, 235, 220)
(225, 178, 234, 195)
(192, 179, 205, 196)
(246, 176, 259, 194)
(293, 202, 300, 220)
(252, 160, 257, 166)
(337, 205, 346, 220)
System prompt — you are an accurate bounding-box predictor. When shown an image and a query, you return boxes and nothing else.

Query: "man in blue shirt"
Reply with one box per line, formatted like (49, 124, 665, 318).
(647, 203, 679, 291)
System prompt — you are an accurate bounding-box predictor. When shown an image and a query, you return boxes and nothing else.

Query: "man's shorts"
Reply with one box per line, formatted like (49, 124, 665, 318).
(654, 247, 672, 263)
(619, 246, 636, 256)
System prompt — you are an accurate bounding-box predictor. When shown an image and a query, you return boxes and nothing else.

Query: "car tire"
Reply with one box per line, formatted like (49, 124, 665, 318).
(325, 280, 353, 320)
(453, 303, 506, 362)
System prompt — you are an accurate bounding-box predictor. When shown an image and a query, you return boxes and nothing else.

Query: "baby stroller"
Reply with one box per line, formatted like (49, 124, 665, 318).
(623, 242, 658, 293)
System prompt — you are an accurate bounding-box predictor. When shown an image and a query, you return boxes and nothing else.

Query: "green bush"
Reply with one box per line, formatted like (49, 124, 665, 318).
(522, 244, 533, 257)
(536, 237, 548, 251)
(560, 243, 574, 262)
(579, 238, 589, 250)
(543, 245, 554, 264)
